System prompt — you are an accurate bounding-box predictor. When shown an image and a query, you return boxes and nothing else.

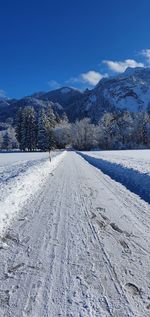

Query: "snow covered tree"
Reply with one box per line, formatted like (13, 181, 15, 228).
(54, 122, 71, 148)
(2, 131, 10, 150)
(72, 118, 98, 150)
(37, 108, 56, 151)
(16, 108, 23, 147)
(132, 112, 149, 146)
(46, 106, 56, 128)
(16, 107, 37, 151)
(0, 132, 3, 149)
(61, 113, 69, 124)
(22, 107, 37, 151)
(37, 110, 49, 150)
(97, 113, 117, 149)
(45, 106, 56, 150)
(9, 127, 19, 149)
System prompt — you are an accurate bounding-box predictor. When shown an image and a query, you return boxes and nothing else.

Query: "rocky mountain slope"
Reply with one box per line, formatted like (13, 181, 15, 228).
(0, 67, 150, 125)
(95, 67, 150, 112)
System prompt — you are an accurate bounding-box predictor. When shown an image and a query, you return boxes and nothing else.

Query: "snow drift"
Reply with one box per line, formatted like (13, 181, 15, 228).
(79, 151, 150, 204)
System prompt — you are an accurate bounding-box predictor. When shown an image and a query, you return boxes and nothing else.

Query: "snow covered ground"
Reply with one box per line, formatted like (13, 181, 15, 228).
(0, 151, 66, 235)
(80, 149, 150, 203)
(85, 149, 150, 175)
(0, 151, 50, 167)
(0, 150, 64, 173)
(0, 151, 62, 183)
(0, 151, 150, 316)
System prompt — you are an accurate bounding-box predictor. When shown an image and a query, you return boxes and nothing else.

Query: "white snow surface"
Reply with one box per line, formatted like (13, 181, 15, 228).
(0, 151, 50, 167)
(0, 151, 150, 316)
(61, 87, 71, 94)
(85, 149, 150, 175)
(81, 149, 150, 203)
(0, 151, 66, 236)
(98, 67, 150, 112)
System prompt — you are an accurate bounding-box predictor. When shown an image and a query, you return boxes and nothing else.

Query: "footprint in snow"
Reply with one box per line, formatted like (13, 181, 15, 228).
(3, 232, 20, 245)
(91, 212, 109, 230)
(124, 283, 141, 297)
(120, 240, 131, 254)
(0, 290, 10, 307)
(7, 263, 25, 274)
(96, 207, 106, 213)
(110, 222, 123, 233)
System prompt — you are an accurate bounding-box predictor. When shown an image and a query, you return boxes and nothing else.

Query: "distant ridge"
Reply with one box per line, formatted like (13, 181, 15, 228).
(1, 67, 150, 124)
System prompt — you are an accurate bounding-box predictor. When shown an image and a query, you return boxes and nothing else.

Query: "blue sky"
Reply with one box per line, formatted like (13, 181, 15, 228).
(0, 0, 150, 98)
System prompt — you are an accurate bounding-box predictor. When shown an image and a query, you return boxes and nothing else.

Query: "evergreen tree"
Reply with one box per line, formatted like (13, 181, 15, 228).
(2, 131, 10, 150)
(45, 106, 56, 150)
(16, 108, 24, 150)
(61, 112, 68, 124)
(37, 110, 49, 150)
(16, 107, 37, 151)
(22, 107, 37, 151)
(0, 133, 3, 149)
(46, 106, 56, 125)
(46, 125, 56, 150)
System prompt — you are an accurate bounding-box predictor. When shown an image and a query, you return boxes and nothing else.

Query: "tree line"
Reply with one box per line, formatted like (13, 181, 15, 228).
(1, 106, 150, 151)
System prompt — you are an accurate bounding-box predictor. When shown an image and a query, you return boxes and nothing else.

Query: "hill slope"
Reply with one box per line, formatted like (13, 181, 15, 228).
(0, 67, 150, 124)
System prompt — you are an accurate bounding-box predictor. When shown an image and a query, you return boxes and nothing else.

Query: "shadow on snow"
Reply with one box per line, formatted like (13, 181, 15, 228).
(77, 152, 150, 205)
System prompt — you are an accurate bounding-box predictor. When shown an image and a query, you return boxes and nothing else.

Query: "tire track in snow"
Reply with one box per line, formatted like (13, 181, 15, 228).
(0, 152, 149, 316)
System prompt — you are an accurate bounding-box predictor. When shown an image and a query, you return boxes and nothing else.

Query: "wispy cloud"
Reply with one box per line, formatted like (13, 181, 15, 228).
(141, 49, 150, 64)
(69, 70, 108, 87)
(47, 80, 61, 90)
(103, 59, 144, 73)
(0, 89, 6, 98)
(80, 70, 107, 85)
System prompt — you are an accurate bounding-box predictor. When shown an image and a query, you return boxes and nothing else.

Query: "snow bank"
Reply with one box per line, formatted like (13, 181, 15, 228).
(89, 149, 150, 175)
(0, 151, 63, 185)
(79, 151, 150, 204)
(0, 151, 66, 235)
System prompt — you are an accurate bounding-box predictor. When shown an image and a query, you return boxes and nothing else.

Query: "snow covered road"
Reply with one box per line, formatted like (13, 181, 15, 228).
(0, 152, 150, 316)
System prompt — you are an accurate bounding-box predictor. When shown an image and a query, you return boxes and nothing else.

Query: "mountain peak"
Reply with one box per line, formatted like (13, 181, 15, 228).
(120, 66, 150, 79)
(123, 66, 144, 76)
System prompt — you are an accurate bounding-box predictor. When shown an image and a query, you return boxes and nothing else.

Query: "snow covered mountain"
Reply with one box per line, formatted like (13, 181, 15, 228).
(0, 88, 82, 124)
(36, 87, 114, 122)
(0, 67, 150, 124)
(0, 97, 64, 124)
(36, 86, 83, 110)
(40, 68, 150, 121)
(95, 67, 150, 112)
(66, 66, 150, 121)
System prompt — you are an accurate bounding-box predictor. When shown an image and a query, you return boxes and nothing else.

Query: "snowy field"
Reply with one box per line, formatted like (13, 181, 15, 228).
(86, 149, 150, 175)
(0, 151, 62, 184)
(80, 149, 150, 203)
(0, 151, 50, 167)
(0, 150, 150, 316)
(0, 150, 62, 170)
(0, 151, 66, 235)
